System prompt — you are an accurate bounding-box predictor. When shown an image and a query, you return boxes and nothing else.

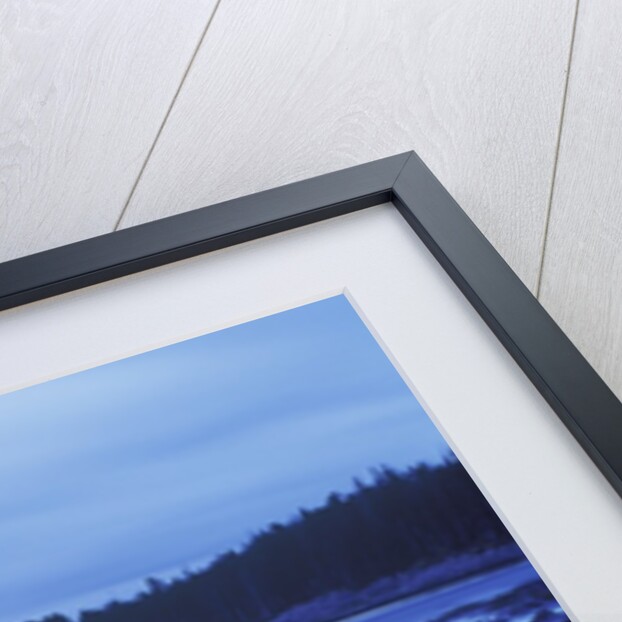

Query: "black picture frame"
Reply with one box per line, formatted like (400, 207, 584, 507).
(1, 150, 620, 499)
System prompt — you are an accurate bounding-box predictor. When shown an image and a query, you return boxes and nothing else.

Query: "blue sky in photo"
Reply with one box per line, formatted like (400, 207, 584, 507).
(0, 295, 450, 622)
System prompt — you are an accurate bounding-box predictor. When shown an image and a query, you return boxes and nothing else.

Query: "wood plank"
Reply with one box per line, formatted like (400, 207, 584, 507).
(0, 0, 218, 262)
(539, 1, 622, 400)
(119, 0, 576, 291)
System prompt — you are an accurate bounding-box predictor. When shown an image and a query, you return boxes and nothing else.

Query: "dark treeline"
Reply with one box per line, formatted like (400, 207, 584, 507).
(31, 458, 513, 622)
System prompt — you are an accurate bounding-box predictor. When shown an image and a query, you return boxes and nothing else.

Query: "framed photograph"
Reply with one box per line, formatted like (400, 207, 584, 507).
(1, 152, 620, 622)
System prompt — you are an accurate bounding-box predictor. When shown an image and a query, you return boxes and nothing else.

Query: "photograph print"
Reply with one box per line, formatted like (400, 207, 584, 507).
(0, 295, 568, 622)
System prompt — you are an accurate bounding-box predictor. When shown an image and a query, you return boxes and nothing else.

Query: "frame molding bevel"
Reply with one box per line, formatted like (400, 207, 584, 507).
(1, 151, 621, 498)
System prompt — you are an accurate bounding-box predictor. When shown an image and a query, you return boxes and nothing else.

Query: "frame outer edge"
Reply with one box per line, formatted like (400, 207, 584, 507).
(392, 151, 622, 498)
(0, 152, 411, 311)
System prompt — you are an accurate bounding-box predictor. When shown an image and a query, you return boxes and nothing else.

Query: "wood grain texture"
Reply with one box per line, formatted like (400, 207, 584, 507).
(119, 0, 576, 291)
(539, 1, 622, 400)
(0, 0, 218, 262)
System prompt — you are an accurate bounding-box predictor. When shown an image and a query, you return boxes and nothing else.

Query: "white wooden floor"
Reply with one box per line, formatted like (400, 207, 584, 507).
(1, 0, 620, 399)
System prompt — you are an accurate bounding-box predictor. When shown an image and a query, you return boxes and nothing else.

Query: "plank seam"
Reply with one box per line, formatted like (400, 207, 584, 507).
(113, 0, 225, 232)
(535, 0, 581, 298)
